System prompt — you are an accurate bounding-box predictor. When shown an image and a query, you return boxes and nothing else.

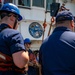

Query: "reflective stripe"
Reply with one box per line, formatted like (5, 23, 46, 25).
(0, 54, 6, 60)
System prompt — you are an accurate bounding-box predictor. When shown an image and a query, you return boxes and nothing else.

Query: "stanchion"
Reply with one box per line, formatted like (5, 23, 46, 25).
(42, 19, 47, 42)
(42, 11, 47, 42)
(48, 17, 54, 36)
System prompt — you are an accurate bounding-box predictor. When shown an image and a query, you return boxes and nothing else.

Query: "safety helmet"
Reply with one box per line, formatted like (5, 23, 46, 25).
(24, 38, 31, 44)
(0, 3, 22, 21)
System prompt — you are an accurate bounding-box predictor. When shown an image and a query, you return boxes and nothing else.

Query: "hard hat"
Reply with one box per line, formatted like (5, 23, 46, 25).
(24, 38, 31, 44)
(0, 3, 22, 21)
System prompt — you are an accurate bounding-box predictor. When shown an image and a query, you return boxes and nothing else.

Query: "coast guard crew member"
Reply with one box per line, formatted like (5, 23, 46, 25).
(39, 11, 75, 75)
(0, 3, 29, 75)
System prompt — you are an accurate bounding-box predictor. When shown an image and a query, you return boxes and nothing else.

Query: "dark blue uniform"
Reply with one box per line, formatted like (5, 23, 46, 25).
(0, 24, 25, 75)
(39, 27, 75, 75)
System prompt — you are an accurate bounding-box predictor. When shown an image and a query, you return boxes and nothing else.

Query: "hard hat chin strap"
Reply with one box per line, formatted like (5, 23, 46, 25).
(13, 19, 17, 29)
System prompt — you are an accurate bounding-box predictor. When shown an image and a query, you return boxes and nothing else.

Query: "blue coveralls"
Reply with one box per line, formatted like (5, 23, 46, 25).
(0, 23, 25, 75)
(39, 27, 75, 75)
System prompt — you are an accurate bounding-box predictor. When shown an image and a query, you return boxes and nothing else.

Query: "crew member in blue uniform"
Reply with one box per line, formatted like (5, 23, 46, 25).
(0, 3, 29, 75)
(24, 38, 39, 75)
(39, 11, 75, 75)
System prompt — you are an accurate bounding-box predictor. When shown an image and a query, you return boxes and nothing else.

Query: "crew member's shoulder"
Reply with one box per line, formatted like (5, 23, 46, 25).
(3, 28, 20, 34)
(2, 28, 21, 37)
(69, 31, 75, 36)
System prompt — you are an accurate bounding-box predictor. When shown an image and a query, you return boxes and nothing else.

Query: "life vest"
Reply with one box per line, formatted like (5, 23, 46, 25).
(0, 0, 1, 3)
(0, 52, 26, 74)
